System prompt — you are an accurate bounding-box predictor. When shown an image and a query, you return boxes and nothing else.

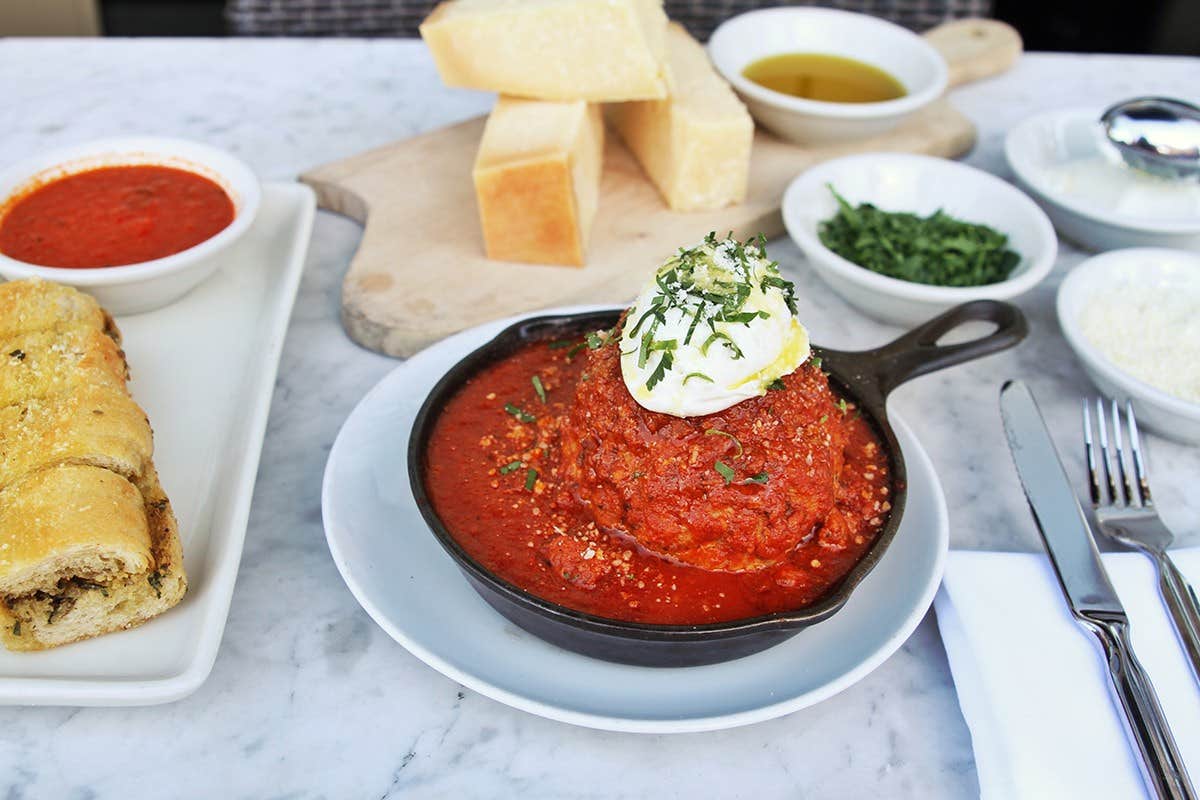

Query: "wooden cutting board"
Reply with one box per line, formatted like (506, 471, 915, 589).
(302, 19, 1022, 357)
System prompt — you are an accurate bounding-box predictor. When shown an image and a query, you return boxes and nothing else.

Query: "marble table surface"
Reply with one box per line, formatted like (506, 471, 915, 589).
(1, 38, 1198, 799)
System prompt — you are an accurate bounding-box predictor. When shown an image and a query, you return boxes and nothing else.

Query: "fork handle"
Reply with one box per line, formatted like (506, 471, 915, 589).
(1082, 613, 1197, 800)
(1155, 551, 1200, 686)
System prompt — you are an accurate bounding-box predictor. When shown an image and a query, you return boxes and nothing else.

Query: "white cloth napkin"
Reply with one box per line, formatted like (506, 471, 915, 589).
(935, 548, 1200, 800)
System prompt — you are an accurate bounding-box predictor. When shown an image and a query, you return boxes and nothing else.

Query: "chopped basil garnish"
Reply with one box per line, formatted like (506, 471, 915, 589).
(818, 184, 1019, 287)
(744, 472, 770, 484)
(504, 403, 536, 423)
(700, 330, 743, 360)
(531, 375, 546, 404)
(548, 339, 575, 349)
(499, 460, 523, 475)
(524, 468, 538, 491)
(714, 460, 736, 485)
(767, 378, 786, 391)
(586, 329, 613, 350)
(645, 351, 673, 391)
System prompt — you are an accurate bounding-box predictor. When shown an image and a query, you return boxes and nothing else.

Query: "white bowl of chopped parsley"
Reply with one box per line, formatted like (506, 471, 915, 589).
(783, 153, 1057, 326)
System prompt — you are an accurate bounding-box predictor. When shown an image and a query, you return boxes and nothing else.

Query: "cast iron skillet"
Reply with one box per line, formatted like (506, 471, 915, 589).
(409, 300, 1026, 667)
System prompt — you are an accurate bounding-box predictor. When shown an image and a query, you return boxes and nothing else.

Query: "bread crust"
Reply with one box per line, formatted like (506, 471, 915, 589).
(0, 279, 186, 651)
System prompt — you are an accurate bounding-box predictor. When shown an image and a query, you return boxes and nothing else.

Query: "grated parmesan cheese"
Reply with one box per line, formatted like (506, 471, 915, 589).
(1078, 284, 1200, 403)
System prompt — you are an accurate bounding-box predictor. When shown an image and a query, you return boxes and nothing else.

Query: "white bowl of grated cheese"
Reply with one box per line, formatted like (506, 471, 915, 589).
(1058, 247, 1200, 443)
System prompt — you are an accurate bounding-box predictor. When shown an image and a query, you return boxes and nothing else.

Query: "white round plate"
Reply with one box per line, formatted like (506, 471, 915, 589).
(322, 306, 950, 733)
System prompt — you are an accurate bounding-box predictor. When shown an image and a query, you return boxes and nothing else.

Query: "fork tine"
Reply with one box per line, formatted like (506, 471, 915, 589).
(1095, 398, 1120, 505)
(1083, 399, 1102, 506)
(1126, 400, 1153, 506)
(1110, 397, 1135, 506)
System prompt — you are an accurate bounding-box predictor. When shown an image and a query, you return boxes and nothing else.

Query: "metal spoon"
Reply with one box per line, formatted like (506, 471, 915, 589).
(1101, 97, 1200, 180)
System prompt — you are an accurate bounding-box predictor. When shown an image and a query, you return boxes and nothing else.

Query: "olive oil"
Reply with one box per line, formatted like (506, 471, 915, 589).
(742, 53, 905, 103)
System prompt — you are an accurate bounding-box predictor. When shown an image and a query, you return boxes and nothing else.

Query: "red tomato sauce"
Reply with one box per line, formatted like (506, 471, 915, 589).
(0, 165, 235, 268)
(424, 335, 895, 626)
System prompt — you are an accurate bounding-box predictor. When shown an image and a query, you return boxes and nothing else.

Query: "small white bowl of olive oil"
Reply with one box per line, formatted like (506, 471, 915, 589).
(708, 7, 948, 145)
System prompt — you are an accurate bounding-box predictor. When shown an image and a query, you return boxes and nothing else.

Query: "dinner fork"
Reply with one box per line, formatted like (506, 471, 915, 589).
(1084, 398, 1200, 686)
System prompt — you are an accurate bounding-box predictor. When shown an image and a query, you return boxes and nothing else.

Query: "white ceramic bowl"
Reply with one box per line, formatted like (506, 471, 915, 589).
(0, 136, 260, 314)
(783, 153, 1058, 326)
(1005, 109, 1200, 252)
(1057, 248, 1200, 444)
(708, 8, 948, 145)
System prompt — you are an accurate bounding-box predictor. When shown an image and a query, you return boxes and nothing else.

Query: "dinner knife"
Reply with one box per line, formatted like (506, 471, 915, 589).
(999, 380, 1195, 800)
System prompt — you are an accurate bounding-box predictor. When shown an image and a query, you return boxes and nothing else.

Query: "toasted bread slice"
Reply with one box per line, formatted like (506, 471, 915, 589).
(0, 384, 153, 491)
(0, 464, 153, 598)
(1, 324, 129, 408)
(0, 466, 186, 651)
(0, 279, 108, 341)
(0, 279, 185, 651)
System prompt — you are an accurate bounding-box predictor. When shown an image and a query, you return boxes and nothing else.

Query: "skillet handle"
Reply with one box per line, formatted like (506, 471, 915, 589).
(858, 300, 1027, 398)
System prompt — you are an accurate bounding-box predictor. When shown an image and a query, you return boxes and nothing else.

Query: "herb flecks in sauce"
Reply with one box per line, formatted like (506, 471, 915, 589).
(818, 185, 1020, 287)
(504, 403, 536, 423)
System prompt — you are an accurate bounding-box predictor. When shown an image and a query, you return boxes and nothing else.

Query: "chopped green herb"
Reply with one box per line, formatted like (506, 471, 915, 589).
(586, 329, 614, 350)
(645, 352, 673, 391)
(547, 339, 575, 349)
(524, 468, 538, 491)
(767, 378, 786, 391)
(499, 460, 523, 475)
(566, 341, 587, 359)
(148, 572, 163, 599)
(810, 356, 822, 369)
(705, 428, 744, 458)
(531, 375, 547, 404)
(819, 414, 828, 424)
(743, 472, 770, 484)
(504, 403, 536, 423)
(683, 372, 714, 385)
(818, 184, 1020, 287)
(11, 621, 19, 637)
(714, 460, 736, 485)
(700, 331, 743, 360)
(837, 398, 849, 414)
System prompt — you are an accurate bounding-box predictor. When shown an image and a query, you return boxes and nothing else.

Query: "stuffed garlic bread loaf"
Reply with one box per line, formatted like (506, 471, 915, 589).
(0, 279, 186, 651)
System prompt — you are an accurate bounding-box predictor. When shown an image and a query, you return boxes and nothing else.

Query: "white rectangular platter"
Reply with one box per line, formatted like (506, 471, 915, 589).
(0, 182, 315, 705)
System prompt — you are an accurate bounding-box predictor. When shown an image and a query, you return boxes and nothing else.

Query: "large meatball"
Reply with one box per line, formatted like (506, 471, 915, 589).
(556, 335, 851, 573)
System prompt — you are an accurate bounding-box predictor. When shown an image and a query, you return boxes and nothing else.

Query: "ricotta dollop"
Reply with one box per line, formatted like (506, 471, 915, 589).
(619, 234, 810, 417)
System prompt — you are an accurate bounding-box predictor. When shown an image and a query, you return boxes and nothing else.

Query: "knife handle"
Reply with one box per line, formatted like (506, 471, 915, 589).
(1155, 551, 1200, 686)
(1081, 613, 1196, 800)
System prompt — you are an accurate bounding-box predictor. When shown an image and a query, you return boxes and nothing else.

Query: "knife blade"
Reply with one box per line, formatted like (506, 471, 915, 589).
(999, 379, 1195, 800)
(999, 380, 1123, 616)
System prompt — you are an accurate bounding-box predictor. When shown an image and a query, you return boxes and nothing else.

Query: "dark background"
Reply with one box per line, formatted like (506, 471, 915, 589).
(99, 0, 1200, 53)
